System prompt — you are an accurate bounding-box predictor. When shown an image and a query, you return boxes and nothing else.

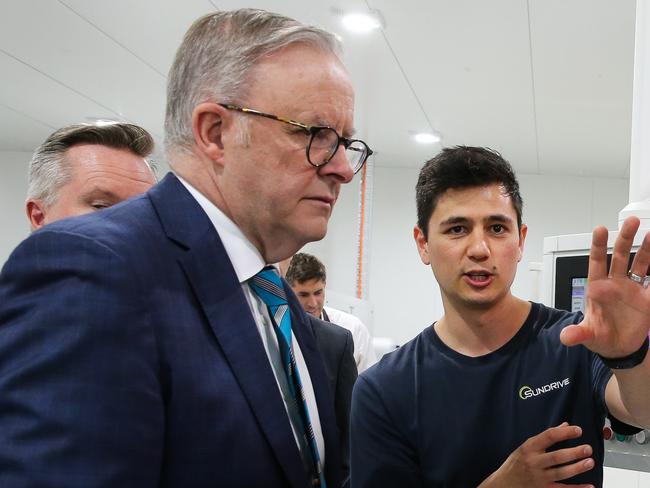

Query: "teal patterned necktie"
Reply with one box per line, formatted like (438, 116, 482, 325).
(249, 266, 326, 488)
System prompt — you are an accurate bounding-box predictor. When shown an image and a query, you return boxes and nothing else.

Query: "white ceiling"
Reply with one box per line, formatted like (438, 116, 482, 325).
(0, 0, 636, 178)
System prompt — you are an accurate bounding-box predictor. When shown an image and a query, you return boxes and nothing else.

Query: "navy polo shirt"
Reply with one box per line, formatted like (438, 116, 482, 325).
(351, 302, 613, 487)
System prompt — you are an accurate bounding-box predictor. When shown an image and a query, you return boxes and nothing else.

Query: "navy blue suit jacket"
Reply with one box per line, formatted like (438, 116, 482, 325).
(0, 174, 342, 488)
(308, 317, 357, 487)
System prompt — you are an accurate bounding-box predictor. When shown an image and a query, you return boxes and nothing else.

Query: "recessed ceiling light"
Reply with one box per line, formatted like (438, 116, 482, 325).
(341, 12, 382, 33)
(85, 116, 119, 126)
(94, 119, 118, 127)
(414, 132, 441, 144)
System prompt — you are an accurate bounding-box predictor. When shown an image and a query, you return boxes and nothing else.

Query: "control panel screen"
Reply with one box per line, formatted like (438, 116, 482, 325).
(570, 277, 587, 313)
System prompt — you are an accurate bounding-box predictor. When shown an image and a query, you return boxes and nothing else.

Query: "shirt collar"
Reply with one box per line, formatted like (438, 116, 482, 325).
(177, 175, 269, 283)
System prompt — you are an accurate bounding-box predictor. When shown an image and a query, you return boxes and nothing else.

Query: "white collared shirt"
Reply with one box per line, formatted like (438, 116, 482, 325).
(323, 306, 377, 373)
(177, 176, 325, 466)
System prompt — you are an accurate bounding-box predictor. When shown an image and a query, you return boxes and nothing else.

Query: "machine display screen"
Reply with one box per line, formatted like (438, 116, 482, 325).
(570, 277, 588, 313)
(554, 253, 639, 312)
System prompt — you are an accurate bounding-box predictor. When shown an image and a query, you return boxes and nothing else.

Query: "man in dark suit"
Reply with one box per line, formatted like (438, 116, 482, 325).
(0, 8, 372, 488)
(307, 315, 357, 486)
(281, 257, 358, 486)
(286, 253, 377, 372)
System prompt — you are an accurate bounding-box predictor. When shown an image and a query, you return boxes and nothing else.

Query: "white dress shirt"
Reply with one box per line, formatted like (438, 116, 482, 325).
(177, 176, 325, 465)
(323, 306, 377, 373)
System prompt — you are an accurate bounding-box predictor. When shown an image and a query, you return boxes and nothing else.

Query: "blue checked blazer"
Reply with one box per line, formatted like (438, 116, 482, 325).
(0, 173, 342, 488)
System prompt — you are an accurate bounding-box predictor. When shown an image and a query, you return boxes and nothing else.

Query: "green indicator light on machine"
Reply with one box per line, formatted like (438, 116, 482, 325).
(615, 433, 627, 442)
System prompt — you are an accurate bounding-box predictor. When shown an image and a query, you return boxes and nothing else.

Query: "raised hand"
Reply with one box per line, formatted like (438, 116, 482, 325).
(478, 423, 594, 488)
(560, 216, 650, 358)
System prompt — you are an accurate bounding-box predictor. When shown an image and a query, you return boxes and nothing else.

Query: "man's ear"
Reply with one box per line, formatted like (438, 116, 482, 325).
(414, 225, 431, 265)
(26, 199, 46, 231)
(192, 102, 230, 165)
(517, 223, 528, 262)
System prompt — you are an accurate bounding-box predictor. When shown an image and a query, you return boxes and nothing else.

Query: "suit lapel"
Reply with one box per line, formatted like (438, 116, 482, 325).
(322, 308, 331, 323)
(148, 174, 309, 488)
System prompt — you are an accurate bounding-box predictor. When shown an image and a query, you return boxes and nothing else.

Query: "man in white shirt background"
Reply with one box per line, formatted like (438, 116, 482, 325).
(286, 252, 377, 373)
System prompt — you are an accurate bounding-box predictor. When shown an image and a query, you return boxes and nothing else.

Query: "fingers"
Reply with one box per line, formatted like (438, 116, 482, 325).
(525, 423, 582, 451)
(493, 423, 594, 487)
(540, 442, 592, 468)
(546, 456, 594, 483)
(629, 231, 650, 281)
(608, 216, 640, 278)
(587, 225, 609, 282)
(560, 323, 595, 347)
(530, 424, 594, 482)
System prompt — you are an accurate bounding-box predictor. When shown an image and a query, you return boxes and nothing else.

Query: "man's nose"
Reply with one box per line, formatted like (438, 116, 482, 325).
(319, 145, 355, 184)
(467, 231, 490, 259)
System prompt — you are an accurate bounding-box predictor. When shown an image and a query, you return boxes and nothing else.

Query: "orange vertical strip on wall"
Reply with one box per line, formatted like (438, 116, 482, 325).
(356, 163, 368, 299)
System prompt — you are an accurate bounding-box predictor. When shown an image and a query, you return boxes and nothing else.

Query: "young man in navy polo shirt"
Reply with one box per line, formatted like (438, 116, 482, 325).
(351, 146, 650, 488)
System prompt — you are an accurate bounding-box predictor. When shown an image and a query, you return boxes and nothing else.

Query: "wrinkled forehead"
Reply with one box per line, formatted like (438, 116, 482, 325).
(64, 144, 155, 184)
(245, 44, 354, 121)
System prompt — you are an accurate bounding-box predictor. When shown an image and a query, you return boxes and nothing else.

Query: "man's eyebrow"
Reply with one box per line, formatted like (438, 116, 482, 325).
(438, 214, 514, 226)
(343, 126, 357, 139)
(439, 216, 470, 227)
(308, 116, 356, 138)
(485, 214, 514, 223)
(79, 188, 120, 201)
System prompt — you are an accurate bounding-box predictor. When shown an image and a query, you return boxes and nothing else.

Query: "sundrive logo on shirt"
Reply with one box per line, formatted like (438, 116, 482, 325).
(518, 378, 571, 400)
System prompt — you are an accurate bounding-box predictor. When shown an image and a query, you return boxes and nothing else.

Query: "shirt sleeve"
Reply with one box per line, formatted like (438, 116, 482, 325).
(590, 351, 643, 435)
(350, 374, 422, 488)
(590, 351, 613, 415)
(354, 321, 378, 373)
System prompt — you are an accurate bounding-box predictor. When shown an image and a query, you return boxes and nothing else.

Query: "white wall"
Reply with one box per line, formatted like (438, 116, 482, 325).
(303, 171, 363, 298)
(308, 165, 629, 346)
(0, 152, 32, 265)
(605, 467, 650, 487)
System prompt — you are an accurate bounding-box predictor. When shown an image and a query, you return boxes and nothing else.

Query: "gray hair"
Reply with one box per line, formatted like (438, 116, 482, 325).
(27, 123, 155, 206)
(164, 8, 342, 158)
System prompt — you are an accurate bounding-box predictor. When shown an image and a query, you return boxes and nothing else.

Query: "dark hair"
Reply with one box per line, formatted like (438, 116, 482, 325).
(415, 146, 523, 237)
(285, 252, 327, 285)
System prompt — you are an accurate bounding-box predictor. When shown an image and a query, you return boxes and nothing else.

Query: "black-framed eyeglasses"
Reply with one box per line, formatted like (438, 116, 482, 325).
(219, 103, 372, 174)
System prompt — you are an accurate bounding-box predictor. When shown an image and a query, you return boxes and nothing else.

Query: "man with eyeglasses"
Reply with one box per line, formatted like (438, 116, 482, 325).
(0, 8, 371, 488)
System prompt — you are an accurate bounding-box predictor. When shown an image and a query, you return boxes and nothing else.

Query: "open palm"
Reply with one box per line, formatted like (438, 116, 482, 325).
(560, 216, 650, 358)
